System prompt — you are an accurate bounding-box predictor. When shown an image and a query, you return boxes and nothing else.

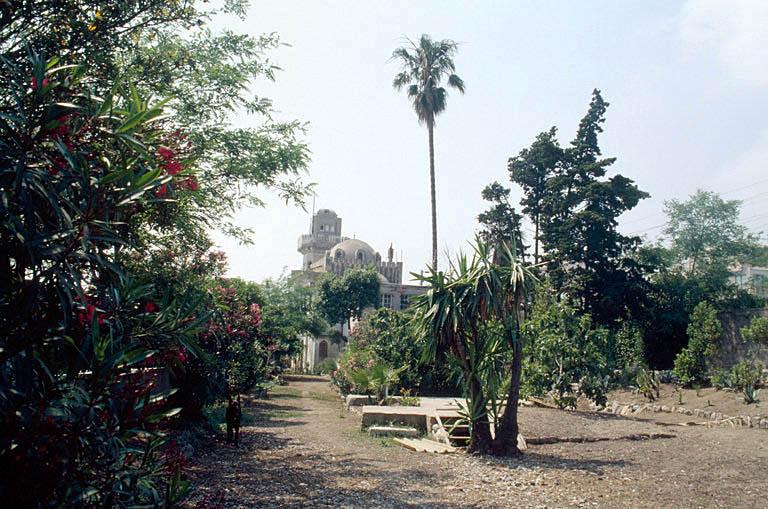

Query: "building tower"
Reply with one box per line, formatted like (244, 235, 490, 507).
(297, 209, 344, 269)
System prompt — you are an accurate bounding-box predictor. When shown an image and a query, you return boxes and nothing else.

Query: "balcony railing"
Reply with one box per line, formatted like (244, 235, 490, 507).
(298, 233, 342, 251)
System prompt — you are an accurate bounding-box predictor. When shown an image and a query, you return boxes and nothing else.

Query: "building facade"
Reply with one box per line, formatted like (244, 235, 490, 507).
(295, 208, 427, 372)
(730, 263, 768, 298)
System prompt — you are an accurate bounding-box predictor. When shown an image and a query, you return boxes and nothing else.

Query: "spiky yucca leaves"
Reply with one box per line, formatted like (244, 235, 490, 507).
(412, 240, 535, 455)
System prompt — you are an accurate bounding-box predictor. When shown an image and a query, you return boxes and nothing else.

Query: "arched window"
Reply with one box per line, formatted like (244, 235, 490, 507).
(334, 250, 345, 261)
(356, 250, 365, 263)
(319, 340, 328, 359)
(375, 253, 381, 264)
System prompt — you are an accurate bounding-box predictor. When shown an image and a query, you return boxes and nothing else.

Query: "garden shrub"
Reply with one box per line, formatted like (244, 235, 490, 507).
(672, 301, 723, 386)
(521, 292, 610, 408)
(709, 368, 733, 390)
(672, 348, 702, 387)
(730, 360, 763, 391)
(315, 358, 338, 375)
(0, 52, 202, 506)
(330, 308, 458, 396)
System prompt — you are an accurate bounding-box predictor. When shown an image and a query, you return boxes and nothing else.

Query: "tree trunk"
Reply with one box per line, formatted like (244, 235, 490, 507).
(492, 329, 523, 456)
(427, 118, 438, 271)
(467, 374, 493, 454)
(534, 215, 539, 265)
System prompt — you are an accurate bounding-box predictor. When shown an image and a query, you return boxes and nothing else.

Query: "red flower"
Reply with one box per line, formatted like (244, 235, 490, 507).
(155, 184, 168, 198)
(48, 121, 70, 142)
(144, 302, 157, 313)
(181, 177, 198, 191)
(164, 160, 182, 175)
(157, 147, 174, 160)
(78, 303, 105, 325)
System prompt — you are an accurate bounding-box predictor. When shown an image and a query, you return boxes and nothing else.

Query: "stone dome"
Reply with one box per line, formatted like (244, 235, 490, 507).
(329, 239, 380, 264)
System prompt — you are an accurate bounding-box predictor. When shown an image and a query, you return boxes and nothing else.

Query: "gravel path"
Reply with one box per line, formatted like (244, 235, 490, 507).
(187, 376, 767, 508)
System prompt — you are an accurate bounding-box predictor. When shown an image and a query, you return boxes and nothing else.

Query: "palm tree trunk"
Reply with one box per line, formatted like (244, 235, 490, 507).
(428, 118, 438, 271)
(493, 329, 523, 456)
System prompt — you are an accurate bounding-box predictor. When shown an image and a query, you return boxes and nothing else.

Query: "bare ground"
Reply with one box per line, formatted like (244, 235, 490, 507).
(186, 376, 768, 508)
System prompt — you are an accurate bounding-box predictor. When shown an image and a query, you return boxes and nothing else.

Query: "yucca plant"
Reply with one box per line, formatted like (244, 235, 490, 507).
(633, 368, 660, 401)
(742, 385, 760, 404)
(412, 239, 535, 455)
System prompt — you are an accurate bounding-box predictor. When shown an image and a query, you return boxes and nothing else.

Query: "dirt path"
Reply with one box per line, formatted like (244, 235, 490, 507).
(187, 376, 768, 508)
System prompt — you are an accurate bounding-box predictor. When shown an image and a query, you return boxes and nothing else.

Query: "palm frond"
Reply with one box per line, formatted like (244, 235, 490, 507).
(448, 74, 465, 93)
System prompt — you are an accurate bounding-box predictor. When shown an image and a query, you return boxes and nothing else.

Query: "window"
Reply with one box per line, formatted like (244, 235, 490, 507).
(356, 250, 365, 263)
(381, 293, 392, 308)
(319, 340, 328, 359)
(335, 250, 344, 260)
(400, 294, 410, 310)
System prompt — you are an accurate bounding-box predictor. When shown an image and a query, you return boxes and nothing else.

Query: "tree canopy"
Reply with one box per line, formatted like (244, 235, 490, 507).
(508, 127, 563, 264)
(477, 182, 526, 261)
(503, 90, 649, 325)
(317, 267, 381, 330)
(0, 1, 313, 504)
(664, 190, 757, 277)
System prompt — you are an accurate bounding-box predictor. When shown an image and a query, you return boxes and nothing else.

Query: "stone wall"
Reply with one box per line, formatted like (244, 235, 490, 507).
(710, 308, 768, 370)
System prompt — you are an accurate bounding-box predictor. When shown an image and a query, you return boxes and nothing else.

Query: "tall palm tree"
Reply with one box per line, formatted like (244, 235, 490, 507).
(392, 34, 465, 271)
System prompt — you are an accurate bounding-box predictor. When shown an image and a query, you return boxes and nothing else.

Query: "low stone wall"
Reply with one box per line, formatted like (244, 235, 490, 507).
(591, 400, 768, 429)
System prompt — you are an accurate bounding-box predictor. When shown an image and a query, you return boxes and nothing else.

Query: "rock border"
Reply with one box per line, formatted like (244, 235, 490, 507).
(590, 400, 768, 429)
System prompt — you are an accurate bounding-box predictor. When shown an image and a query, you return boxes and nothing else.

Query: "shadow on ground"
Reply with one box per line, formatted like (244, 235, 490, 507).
(190, 430, 468, 508)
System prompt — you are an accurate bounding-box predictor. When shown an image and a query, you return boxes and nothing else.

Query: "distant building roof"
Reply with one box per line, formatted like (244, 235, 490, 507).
(329, 238, 379, 263)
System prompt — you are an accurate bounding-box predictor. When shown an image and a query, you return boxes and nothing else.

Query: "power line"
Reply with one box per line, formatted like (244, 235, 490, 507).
(627, 223, 665, 236)
(620, 178, 768, 227)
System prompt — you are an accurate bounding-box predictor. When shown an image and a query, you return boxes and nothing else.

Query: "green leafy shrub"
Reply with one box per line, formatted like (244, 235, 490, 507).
(316, 358, 338, 375)
(0, 52, 201, 506)
(741, 316, 768, 357)
(334, 308, 458, 395)
(730, 360, 763, 392)
(331, 349, 376, 395)
(521, 292, 610, 408)
(609, 322, 646, 370)
(672, 348, 702, 387)
(399, 388, 421, 406)
(709, 368, 733, 390)
(672, 301, 722, 386)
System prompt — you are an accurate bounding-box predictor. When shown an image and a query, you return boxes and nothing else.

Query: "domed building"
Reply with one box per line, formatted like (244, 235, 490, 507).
(295, 208, 427, 371)
(298, 209, 402, 284)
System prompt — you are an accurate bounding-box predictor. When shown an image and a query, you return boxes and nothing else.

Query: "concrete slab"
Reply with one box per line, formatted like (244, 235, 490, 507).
(361, 406, 431, 430)
(345, 394, 376, 408)
(393, 437, 461, 454)
(368, 426, 420, 438)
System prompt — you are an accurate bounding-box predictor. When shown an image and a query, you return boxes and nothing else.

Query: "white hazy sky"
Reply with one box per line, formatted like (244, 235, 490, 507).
(209, 0, 768, 283)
